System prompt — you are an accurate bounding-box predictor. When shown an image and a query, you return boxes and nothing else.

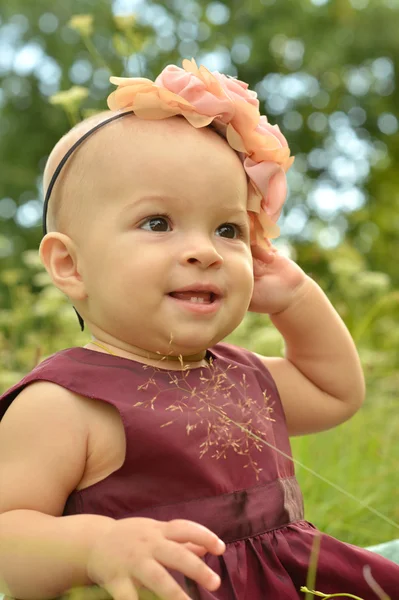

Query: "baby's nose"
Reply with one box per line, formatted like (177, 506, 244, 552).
(180, 239, 224, 269)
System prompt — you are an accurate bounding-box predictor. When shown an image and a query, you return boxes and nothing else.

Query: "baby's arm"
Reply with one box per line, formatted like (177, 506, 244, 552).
(251, 249, 365, 436)
(0, 381, 224, 600)
(0, 381, 113, 597)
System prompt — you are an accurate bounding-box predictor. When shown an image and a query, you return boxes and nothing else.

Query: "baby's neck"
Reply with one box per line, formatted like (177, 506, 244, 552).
(84, 338, 209, 370)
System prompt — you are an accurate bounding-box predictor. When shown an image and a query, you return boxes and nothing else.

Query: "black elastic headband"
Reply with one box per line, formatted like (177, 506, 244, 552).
(42, 110, 134, 331)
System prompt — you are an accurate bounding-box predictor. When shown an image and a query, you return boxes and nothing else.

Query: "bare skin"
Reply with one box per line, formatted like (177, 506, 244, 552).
(0, 112, 365, 599)
(43, 110, 112, 235)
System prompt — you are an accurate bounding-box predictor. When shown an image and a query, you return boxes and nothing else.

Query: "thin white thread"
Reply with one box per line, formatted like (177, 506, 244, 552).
(88, 339, 399, 531)
(227, 416, 399, 531)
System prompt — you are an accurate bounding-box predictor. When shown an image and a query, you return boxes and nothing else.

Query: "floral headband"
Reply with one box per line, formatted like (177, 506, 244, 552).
(43, 58, 294, 330)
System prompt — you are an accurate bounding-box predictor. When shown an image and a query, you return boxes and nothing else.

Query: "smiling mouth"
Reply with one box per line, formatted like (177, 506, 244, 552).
(168, 291, 217, 304)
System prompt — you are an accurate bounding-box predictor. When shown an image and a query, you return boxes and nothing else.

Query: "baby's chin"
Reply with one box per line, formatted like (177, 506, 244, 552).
(156, 329, 234, 358)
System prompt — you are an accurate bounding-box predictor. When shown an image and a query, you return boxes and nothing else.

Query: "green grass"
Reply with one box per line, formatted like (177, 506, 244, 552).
(291, 395, 399, 548)
(227, 316, 399, 549)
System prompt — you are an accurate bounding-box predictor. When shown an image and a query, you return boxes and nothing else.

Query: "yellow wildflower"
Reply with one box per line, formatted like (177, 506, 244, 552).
(67, 14, 94, 37)
(49, 86, 89, 111)
(113, 14, 137, 31)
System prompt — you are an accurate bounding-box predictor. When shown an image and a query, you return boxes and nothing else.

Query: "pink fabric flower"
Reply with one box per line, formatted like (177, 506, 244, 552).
(107, 58, 294, 247)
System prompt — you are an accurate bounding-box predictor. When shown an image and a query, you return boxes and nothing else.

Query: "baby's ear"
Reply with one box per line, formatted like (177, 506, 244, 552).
(39, 233, 87, 301)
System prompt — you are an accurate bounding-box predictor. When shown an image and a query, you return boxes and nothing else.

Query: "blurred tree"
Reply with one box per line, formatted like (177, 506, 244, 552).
(0, 0, 398, 383)
(1, 0, 398, 274)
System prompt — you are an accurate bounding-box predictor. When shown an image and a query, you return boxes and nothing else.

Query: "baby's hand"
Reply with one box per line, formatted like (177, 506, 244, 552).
(249, 244, 308, 315)
(86, 517, 225, 600)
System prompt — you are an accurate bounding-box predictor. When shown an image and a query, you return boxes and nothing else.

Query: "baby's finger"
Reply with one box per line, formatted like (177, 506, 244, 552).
(105, 577, 139, 600)
(182, 542, 208, 557)
(253, 258, 270, 279)
(136, 560, 193, 600)
(153, 541, 220, 592)
(251, 243, 276, 264)
(163, 520, 225, 556)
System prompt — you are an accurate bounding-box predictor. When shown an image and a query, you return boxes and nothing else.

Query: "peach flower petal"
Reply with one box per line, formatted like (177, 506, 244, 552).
(109, 76, 153, 87)
(213, 72, 259, 109)
(257, 210, 280, 239)
(247, 181, 263, 212)
(182, 59, 226, 98)
(244, 159, 286, 219)
(226, 123, 247, 153)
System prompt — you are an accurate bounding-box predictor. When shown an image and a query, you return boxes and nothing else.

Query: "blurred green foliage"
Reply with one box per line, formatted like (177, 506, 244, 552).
(0, 0, 398, 547)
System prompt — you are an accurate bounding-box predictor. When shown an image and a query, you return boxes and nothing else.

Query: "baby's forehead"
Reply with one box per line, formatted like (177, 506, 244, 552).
(47, 111, 234, 179)
(78, 118, 240, 191)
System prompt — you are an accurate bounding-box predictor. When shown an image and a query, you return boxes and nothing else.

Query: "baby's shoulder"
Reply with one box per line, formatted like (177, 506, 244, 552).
(1, 378, 121, 449)
(211, 341, 275, 378)
(0, 380, 90, 515)
(0, 380, 92, 470)
(1, 378, 89, 427)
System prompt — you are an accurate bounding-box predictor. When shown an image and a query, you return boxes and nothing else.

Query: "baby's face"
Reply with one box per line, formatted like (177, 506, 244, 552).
(67, 115, 254, 356)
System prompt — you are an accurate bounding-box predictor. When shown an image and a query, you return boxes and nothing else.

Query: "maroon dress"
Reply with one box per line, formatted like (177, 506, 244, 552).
(0, 343, 398, 599)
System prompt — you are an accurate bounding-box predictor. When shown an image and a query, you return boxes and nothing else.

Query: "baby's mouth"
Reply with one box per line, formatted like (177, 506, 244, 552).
(169, 291, 216, 304)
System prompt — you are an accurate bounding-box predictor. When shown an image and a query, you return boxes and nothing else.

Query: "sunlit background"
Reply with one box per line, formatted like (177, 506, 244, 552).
(1, 0, 398, 252)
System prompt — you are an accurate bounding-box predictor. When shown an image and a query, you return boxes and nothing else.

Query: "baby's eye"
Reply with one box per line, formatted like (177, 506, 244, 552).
(140, 216, 171, 232)
(216, 223, 244, 239)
